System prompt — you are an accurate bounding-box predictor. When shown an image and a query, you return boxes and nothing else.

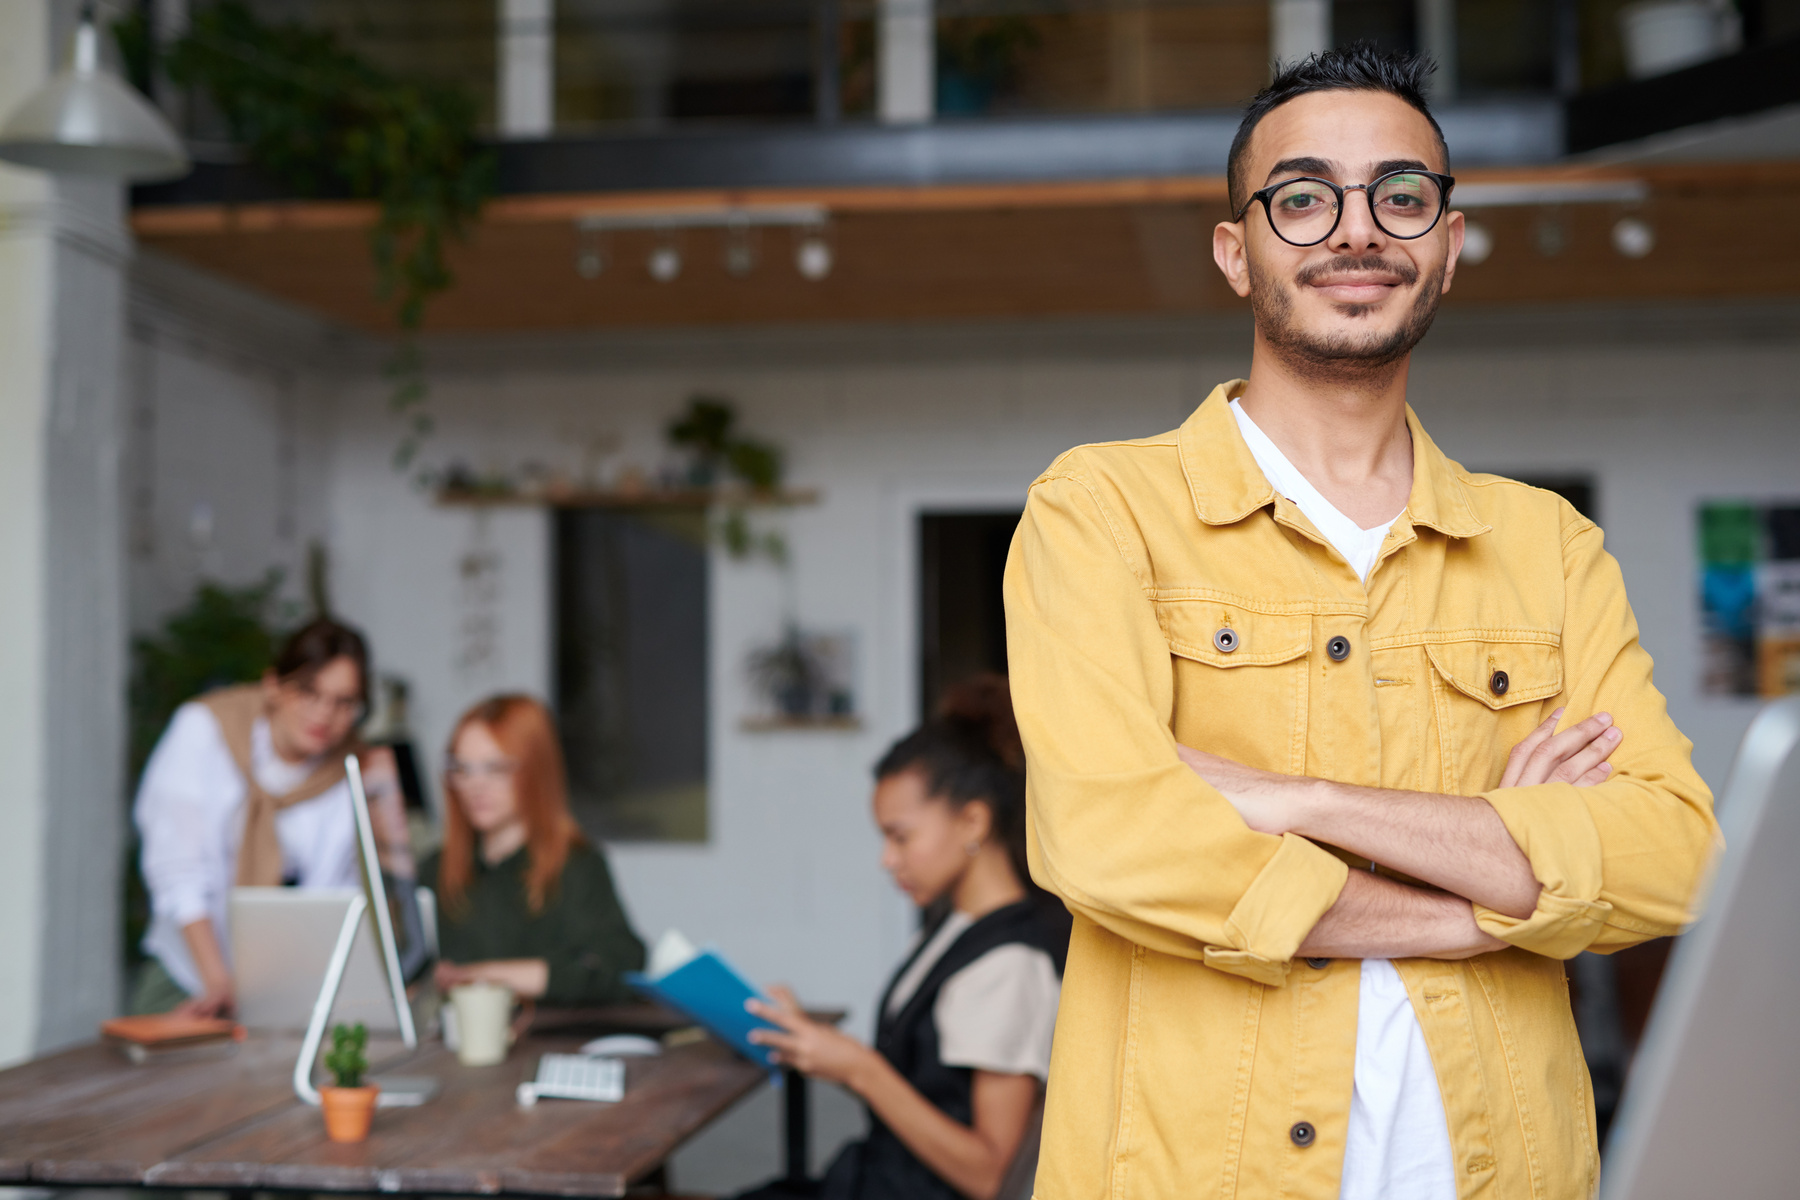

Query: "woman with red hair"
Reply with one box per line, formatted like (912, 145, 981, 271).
(422, 695, 645, 1004)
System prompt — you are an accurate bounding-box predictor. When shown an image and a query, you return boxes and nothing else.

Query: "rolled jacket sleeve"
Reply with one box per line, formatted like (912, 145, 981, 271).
(1006, 468, 1348, 986)
(1474, 517, 1720, 959)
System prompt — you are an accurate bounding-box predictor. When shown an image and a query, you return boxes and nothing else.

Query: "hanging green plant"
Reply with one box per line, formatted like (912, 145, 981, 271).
(667, 396, 790, 563)
(157, 2, 494, 471)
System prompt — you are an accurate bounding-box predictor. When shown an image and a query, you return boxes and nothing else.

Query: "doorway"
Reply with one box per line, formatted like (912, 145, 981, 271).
(918, 510, 1022, 721)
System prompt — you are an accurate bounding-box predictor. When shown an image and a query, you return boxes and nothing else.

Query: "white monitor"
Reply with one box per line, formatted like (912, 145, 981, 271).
(231, 753, 436, 1043)
(230, 888, 427, 1033)
(1600, 697, 1800, 1198)
(345, 753, 421, 1044)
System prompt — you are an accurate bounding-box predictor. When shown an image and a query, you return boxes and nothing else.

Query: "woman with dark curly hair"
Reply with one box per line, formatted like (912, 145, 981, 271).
(737, 674, 1068, 1200)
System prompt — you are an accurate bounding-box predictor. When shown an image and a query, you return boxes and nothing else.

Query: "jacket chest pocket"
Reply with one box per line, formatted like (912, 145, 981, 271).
(1155, 599, 1312, 773)
(1423, 636, 1564, 794)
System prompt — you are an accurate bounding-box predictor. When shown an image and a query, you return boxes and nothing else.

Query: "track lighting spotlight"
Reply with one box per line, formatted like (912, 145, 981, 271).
(795, 229, 833, 281)
(648, 239, 682, 283)
(1459, 220, 1494, 265)
(1612, 217, 1654, 259)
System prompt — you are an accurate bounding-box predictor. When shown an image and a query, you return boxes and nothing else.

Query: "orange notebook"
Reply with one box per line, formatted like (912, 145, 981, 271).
(102, 1014, 241, 1045)
(101, 1014, 245, 1062)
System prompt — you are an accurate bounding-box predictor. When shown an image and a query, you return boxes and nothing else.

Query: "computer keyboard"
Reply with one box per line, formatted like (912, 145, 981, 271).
(516, 1053, 626, 1105)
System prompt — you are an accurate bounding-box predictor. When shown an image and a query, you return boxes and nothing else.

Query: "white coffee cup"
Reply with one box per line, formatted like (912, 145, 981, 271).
(448, 982, 514, 1067)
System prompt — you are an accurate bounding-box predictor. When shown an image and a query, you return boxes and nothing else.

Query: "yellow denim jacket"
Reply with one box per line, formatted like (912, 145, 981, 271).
(1004, 382, 1718, 1200)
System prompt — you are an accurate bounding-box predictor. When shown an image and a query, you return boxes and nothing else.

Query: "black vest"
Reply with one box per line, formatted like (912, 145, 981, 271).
(825, 901, 1064, 1200)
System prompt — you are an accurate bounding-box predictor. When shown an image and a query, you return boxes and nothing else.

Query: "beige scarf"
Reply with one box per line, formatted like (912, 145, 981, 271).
(201, 684, 363, 887)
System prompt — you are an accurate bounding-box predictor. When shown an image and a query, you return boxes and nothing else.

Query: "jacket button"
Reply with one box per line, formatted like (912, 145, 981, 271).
(1290, 1121, 1316, 1147)
(1213, 627, 1239, 653)
(1306, 957, 1330, 969)
(1327, 635, 1351, 661)
(1490, 670, 1509, 696)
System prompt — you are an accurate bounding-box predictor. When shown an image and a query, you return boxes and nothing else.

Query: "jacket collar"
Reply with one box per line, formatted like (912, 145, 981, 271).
(1177, 381, 1491, 539)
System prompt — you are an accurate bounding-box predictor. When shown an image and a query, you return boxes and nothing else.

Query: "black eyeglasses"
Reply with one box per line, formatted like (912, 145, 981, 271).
(1234, 169, 1456, 247)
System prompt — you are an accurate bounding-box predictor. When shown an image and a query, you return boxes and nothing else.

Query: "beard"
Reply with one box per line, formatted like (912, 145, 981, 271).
(1249, 251, 1447, 382)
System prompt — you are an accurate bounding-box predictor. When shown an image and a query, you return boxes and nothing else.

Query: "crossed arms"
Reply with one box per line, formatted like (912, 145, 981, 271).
(1177, 709, 1621, 960)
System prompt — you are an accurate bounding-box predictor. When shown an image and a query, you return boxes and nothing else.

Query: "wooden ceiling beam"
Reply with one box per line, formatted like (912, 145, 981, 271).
(135, 161, 1798, 239)
(129, 161, 1800, 333)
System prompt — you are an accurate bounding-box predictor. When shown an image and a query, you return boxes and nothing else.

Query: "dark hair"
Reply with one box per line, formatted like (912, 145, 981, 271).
(272, 617, 371, 709)
(876, 675, 1069, 941)
(1227, 44, 1448, 214)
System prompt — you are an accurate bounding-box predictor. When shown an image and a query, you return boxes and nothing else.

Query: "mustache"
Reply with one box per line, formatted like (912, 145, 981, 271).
(1294, 254, 1419, 288)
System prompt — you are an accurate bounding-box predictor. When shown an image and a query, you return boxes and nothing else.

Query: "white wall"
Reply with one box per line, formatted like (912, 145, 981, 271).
(124, 251, 341, 636)
(319, 302, 1800, 1036)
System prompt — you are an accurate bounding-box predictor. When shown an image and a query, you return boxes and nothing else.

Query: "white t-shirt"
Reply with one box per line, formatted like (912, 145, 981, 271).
(1230, 400, 1457, 1200)
(884, 910, 1062, 1080)
(134, 701, 360, 995)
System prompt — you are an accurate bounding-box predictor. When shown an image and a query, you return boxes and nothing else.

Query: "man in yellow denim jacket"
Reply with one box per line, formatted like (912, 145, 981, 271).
(1004, 48, 1717, 1200)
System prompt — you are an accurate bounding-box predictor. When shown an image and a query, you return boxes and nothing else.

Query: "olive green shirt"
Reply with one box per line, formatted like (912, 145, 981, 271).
(421, 841, 646, 1007)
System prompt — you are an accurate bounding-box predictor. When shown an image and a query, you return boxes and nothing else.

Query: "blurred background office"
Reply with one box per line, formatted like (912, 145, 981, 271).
(0, 0, 1796, 1189)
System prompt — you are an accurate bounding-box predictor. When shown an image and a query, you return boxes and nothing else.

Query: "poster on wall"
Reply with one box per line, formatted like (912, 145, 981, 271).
(1699, 502, 1800, 697)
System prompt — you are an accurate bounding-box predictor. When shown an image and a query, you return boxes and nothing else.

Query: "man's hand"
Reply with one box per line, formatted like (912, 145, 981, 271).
(1499, 708, 1623, 789)
(746, 986, 881, 1089)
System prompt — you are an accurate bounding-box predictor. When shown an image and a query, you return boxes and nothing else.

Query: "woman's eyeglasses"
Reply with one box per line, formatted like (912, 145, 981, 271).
(445, 758, 517, 783)
(283, 680, 365, 721)
(1234, 169, 1456, 247)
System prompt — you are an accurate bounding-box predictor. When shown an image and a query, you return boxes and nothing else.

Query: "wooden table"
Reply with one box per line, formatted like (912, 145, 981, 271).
(0, 1027, 767, 1196)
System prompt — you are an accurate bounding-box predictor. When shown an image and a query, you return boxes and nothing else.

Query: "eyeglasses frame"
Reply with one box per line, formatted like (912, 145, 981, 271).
(1233, 169, 1457, 247)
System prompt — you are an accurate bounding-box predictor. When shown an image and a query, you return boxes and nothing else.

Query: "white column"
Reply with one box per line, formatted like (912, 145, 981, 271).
(878, 0, 933, 124)
(1270, 0, 1331, 69)
(499, 0, 555, 138)
(0, 0, 131, 1065)
(0, 0, 54, 1069)
(1417, 0, 1457, 98)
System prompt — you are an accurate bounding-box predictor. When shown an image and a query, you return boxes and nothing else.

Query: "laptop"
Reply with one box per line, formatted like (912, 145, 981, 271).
(229, 886, 438, 1033)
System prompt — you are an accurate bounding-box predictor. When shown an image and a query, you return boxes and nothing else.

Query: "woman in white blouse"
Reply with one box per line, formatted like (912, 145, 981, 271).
(131, 618, 393, 1017)
(742, 675, 1069, 1200)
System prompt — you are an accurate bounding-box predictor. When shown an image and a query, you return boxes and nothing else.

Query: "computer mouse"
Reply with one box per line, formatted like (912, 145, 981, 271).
(580, 1033, 663, 1058)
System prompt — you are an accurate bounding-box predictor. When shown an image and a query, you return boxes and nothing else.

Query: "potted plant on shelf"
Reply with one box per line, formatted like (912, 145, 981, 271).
(319, 1022, 378, 1143)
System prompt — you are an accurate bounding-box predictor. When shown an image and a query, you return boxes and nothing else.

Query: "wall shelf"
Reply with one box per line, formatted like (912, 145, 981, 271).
(739, 715, 862, 733)
(436, 486, 818, 509)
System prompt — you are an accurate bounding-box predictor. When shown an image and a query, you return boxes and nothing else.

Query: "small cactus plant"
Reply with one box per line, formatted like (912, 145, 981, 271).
(323, 1022, 369, 1089)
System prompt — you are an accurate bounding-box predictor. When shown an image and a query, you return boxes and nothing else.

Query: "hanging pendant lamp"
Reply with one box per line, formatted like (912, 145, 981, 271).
(0, 6, 189, 181)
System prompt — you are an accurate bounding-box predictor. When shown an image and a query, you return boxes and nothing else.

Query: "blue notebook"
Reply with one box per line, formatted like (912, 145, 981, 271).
(626, 931, 779, 1070)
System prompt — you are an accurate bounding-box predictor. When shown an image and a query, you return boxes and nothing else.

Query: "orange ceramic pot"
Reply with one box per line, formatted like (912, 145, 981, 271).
(319, 1085, 379, 1143)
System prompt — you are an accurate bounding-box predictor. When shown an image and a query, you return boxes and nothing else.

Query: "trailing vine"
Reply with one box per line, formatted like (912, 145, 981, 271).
(154, 2, 494, 471)
(667, 397, 789, 563)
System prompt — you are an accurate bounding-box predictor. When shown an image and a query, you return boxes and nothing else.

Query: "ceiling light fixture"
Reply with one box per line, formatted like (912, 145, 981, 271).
(1612, 217, 1655, 258)
(648, 236, 682, 283)
(795, 223, 833, 282)
(1459, 220, 1494, 265)
(723, 217, 757, 277)
(0, 5, 189, 181)
(574, 205, 832, 284)
(575, 228, 607, 279)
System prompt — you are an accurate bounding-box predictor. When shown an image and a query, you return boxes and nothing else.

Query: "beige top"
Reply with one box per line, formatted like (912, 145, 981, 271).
(885, 911, 1062, 1081)
(200, 684, 361, 887)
